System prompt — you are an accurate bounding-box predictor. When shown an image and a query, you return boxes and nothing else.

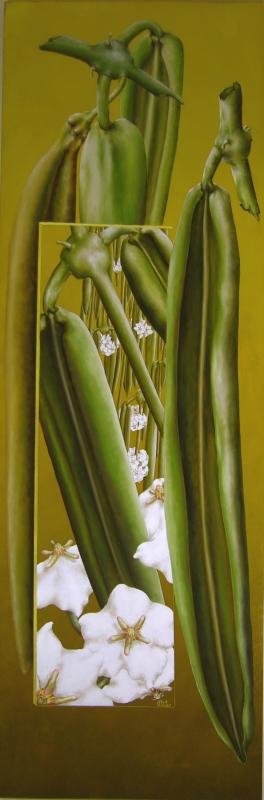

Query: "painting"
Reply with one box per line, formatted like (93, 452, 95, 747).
(0, 1, 263, 798)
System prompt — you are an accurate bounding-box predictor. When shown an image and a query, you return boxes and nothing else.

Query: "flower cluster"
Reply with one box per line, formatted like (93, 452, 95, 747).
(134, 479, 173, 583)
(127, 447, 149, 483)
(130, 405, 148, 432)
(36, 584, 174, 706)
(99, 333, 120, 357)
(133, 319, 153, 339)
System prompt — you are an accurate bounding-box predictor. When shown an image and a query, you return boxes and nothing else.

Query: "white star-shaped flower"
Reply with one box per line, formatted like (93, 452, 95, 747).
(37, 541, 93, 616)
(36, 622, 113, 706)
(99, 333, 120, 357)
(130, 405, 148, 432)
(127, 448, 149, 483)
(79, 584, 174, 702)
(133, 319, 153, 339)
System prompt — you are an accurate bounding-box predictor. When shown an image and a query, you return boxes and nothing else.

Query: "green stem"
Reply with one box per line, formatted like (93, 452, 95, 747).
(118, 20, 163, 44)
(101, 226, 139, 245)
(124, 405, 132, 448)
(94, 274, 164, 433)
(202, 147, 222, 188)
(219, 83, 242, 133)
(67, 611, 82, 635)
(43, 261, 70, 313)
(97, 75, 111, 129)
(68, 77, 127, 137)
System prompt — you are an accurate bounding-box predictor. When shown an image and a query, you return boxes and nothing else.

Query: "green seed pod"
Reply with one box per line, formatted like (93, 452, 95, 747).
(79, 118, 147, 224)
(5, 121, 78, 674)
(120, 237, 167, 340)
(121, 32, 184, 224)
(165, 183, 254, 761)
(49, 134, 81, 221)
(137, 232, 169, 288)
(40, 310, 164, 605)
(142, 226, 173, 263)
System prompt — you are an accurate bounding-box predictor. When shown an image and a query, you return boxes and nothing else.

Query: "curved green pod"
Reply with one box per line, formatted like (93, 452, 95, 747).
(137, 232, 169, 288)
(147, 33, 184, 223)
(142, 226, 173, 263)
(208, 187, 254, 747)
(41, 318, 146, 604)
(120, 34, 153, 121)
(79, 118, 147, 224)
(121, 32, 183, 224)
(5, 121, 80, 673)
(120, 237, 167, 340)
(40, 327, 120, 606)
(41, 309, 164, 605)
(165, 183, 253, 760)
(49, 134, 81, 221)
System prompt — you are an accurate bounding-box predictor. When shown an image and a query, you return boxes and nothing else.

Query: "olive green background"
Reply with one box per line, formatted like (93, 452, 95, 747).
(0, 1, 263, 798)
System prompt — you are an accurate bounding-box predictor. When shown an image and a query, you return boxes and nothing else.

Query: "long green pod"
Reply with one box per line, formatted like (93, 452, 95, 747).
(120, 36, 171, 225)
(208, 188, 254, 746)
(49, 134, 81, 221)
(5, 121, 77, 673)
(148, 33, 184, 223)
(40, 318, 135, 603)
(165, 184, 250, 760)
(136, 233, 168, 288)
(140, 41, 164, 176)
(56, 307, 164, 604)
(120, 35, 154, 121)
(142, 226, 173, 262)
(120, 237, 167, 340)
